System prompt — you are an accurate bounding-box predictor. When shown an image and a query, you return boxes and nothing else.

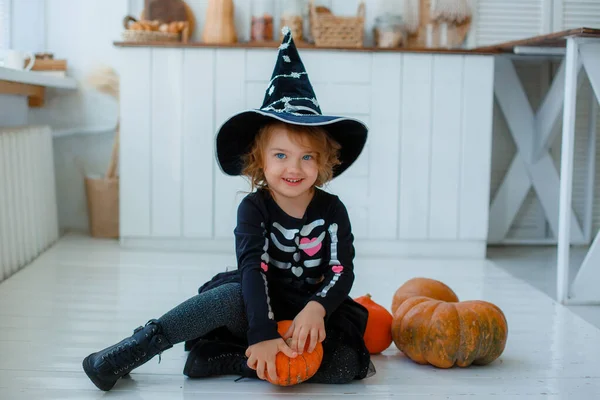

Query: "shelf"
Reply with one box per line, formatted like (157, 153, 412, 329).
(113, 40, 498, 55)
(474, 27, 600, 53)
(0, 67, 77, 108)
(0, 67, 77, 89)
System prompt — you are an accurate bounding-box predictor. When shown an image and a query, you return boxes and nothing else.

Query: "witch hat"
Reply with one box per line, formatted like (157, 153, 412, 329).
(215, 27, 368, 178)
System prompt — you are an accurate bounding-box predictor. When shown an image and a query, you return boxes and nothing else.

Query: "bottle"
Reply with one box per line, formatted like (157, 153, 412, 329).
(251, 0, 274, 41)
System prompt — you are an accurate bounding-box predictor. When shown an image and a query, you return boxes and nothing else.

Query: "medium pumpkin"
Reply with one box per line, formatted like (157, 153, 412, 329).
(354, 293, 393, 354)
(391, 277, 458, 315)
(266, 320, 324, 386)
(391, 278, 508, 368)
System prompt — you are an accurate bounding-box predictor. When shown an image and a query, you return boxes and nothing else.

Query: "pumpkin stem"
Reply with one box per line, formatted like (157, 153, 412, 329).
(366, 293, 371, 299)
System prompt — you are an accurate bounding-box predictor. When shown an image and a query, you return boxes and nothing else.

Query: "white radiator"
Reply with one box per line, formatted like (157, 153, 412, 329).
(0, 126, 59, 283)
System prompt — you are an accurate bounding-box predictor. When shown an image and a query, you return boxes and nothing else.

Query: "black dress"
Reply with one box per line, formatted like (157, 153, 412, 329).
(188, 187, 373, 380)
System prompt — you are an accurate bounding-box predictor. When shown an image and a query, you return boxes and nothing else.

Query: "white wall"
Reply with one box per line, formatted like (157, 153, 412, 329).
(9, 0, 429, 234)
(9, 0, 599, 239)
(9, 0, 132, 233)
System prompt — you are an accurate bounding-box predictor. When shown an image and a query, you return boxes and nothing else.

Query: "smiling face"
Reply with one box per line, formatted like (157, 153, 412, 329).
(241, 121, 342, 197)
(263, 125, 319, 203)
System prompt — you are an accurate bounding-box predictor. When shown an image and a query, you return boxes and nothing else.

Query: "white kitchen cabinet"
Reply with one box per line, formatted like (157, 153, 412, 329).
(117, 45, 495, 258)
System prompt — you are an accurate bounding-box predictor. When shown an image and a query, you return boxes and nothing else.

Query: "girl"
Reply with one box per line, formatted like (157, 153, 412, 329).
(82, 28, 374, 391)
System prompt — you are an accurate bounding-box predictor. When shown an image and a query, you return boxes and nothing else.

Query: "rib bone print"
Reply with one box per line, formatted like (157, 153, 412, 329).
(316, 223, 342, 298)
(262, 272, 275, 320)
(261, 222, 270, 264)
(300, 219, 325, 236)
(259, 223, 275, 320)
(303, 259, 322, 268)
(297, 232, 326, 256)
(273, 222, 298, 240)
(269, 257, 291, 270)
(267, 219, 326, 278)
(270, 233, 296, 252)
(328, 223, 340, 266)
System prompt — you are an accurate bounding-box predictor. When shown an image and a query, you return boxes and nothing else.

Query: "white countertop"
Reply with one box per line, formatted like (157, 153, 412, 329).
(0, 67, 77, 89)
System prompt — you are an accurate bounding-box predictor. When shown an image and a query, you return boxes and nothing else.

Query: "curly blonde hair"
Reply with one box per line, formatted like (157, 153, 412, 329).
(241, 121, 342, 192)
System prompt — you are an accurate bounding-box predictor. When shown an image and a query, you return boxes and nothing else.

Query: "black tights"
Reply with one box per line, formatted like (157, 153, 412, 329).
(157, 282, 360, 384)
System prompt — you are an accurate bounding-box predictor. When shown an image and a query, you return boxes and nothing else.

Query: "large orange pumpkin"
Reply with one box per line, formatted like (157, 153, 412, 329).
(391, 277, 508, 368)
(354, 293, 393, 354)
(266, 320, 324, 386)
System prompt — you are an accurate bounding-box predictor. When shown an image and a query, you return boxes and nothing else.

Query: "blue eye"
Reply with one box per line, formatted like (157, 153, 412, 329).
(275, 153, 286, 159)
(302, 155, 313, 161)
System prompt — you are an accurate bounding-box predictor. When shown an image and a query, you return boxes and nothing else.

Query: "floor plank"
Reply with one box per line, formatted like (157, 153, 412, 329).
(1, 234, 599, 399)
(489, 245, 600, 329)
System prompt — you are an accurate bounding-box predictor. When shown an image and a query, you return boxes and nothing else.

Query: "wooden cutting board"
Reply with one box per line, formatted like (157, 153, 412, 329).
(144, 0, 186, 22)
(140, 0, 196, 36)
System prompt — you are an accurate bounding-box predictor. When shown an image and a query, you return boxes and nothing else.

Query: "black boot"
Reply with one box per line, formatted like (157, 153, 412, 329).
(82, 319, 173, 391)
(183, 339, 257, 379)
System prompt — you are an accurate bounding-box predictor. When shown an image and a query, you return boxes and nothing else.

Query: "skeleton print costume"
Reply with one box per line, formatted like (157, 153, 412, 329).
(81, 28, 373, 391)
(187, 27, 374, 381)
(237, 188, 355, 345)
(189, 188, 374, 381)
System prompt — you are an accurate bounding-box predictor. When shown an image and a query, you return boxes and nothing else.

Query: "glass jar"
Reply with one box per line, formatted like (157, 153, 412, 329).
(425, 22, 452, 48)
(251, 0, 274, 41)
(373, 15, 405, 48)
(280, 0, 304, 41)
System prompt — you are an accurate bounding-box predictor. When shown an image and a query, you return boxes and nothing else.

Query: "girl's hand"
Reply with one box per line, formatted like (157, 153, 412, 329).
(282, 301, 326, 354)
(245, 338, 297, 381)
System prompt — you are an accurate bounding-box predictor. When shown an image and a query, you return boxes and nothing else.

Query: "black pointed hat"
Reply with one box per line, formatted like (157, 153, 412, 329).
(215, 27, 368, 178)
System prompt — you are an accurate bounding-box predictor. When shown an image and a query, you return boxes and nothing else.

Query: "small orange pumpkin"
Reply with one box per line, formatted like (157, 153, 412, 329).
(354, 293, 393, 354)
(266, 320, 324, 386)
(391, 277, 508, 368)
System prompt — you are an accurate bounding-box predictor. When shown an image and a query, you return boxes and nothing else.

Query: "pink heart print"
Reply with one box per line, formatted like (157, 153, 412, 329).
(332, 265, 343, 274)
(300, 237, 322, 257)
(261, 262, 268, 272)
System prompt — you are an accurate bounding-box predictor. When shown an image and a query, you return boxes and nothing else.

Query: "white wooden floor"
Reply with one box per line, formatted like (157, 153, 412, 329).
(1, 234, 600, 399)
(489, 245, 600, 330)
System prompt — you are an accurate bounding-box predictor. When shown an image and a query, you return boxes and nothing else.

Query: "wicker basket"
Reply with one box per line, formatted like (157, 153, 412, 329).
(121, 29, 180, 42)
(85, 176, 119, 238)
(309, 0, 365, 48)
(280, 15, 303, 42)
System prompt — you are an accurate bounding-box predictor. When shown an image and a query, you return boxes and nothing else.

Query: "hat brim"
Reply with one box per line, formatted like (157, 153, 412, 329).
(215, 109, 368, 178)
